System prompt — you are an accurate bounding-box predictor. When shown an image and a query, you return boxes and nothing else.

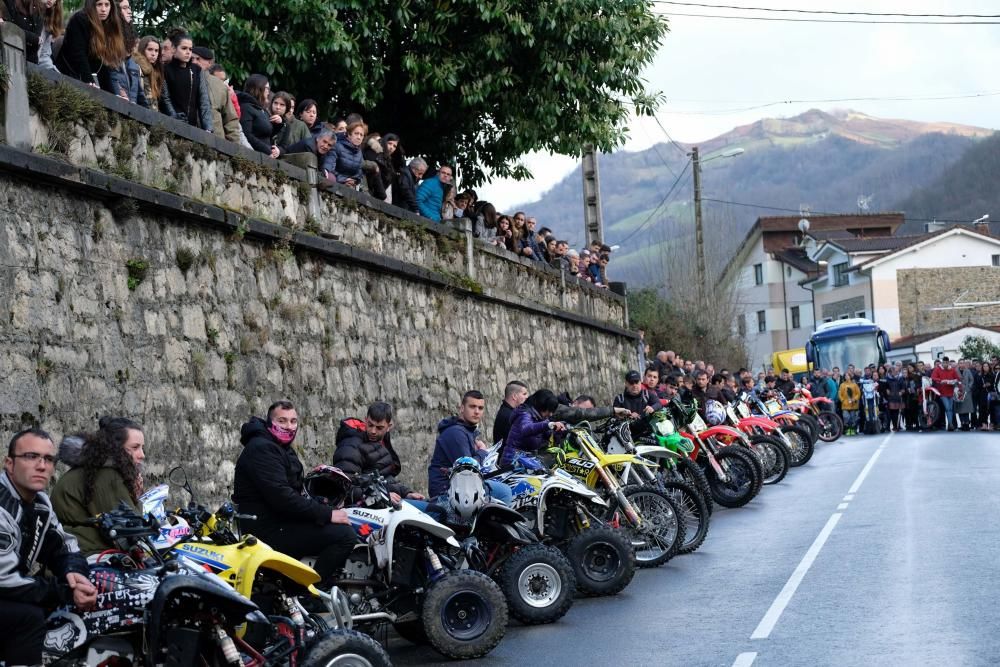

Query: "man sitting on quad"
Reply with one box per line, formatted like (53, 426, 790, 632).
(333, 401, 425, 505)
(233, 400, 358, 586)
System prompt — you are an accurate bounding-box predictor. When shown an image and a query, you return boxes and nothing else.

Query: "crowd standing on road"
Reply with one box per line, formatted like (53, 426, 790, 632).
(0, 0, 617, 286)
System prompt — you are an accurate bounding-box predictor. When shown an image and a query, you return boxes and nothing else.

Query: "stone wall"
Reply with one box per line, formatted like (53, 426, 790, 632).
(897, 267, 1000, 336)
(0, 172, 634, 500)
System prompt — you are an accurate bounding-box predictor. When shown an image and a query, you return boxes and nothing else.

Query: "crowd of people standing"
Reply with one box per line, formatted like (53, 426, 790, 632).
(2, 0, 615, 286)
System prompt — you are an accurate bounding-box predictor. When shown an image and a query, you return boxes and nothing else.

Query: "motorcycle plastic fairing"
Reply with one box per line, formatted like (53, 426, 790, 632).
(348, 503, 460, 580)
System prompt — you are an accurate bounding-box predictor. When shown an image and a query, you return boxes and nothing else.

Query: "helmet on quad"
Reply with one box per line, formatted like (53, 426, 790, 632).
(304, 465, 352, 506)
(448, 458, 486, 522)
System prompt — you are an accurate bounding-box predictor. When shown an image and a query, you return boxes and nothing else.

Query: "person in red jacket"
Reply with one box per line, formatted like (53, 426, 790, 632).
(931, 357, 961, 431)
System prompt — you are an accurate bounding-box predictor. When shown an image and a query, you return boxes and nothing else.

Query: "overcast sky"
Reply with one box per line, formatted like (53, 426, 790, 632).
(478, 0, 1000, 211)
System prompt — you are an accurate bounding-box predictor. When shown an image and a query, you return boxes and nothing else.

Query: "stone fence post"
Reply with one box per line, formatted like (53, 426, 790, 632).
(462, 217, 476, 280)
(1, 23, 31, 149)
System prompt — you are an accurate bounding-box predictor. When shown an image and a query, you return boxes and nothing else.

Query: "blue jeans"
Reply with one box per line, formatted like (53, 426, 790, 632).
(940, 396, 954, 428)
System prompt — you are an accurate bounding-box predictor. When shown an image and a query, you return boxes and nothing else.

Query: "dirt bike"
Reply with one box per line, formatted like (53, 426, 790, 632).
(141, 469, 391, 667)
(667, 399, 764, 508)
(445, 495, 576, 625)
(759, 392, 821, 446)
(484, 449, 636, 597)
(790, 385, 844, 442)
(598, 416, 711, 555)
(746, 393, 815, 466)
(722, 403, 791, 485)
(920, 375, 942, 428)
(325, 471, 508, 660)
(861, 378, 883, 435)
(43, 506, 269, 667)
(546, 424, 685, 568)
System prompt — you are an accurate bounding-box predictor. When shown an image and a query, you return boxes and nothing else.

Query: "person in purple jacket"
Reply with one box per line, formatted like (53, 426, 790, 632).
(500, 389, 567, 466)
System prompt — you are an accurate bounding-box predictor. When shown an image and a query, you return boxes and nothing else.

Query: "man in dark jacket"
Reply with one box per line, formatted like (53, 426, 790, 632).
(493, 380, 528, 444)
(427, 390, 512, 503)
(2, 429, 96, 666)
(232, 401, 357, 583)
(333, 402, 424, 504)
(396, 157, 427, 214)
(613, 370, 660, 415)
(776, 369, 797, 399)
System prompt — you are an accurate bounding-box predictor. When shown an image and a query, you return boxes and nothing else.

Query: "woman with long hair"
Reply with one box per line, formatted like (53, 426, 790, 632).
(271, 91, 309, 149)
(51, 417, 146, 555)
(236, 73, 280, 158)
(35, 0, 64, 69)
(164, 31, 212, 131)
(509, 213, 526, 252)
(55, 0, 129, 92)
(134, 35, 175, 115)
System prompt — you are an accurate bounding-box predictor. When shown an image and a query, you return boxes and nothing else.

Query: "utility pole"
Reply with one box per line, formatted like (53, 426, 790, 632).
(581, 145, 604, 245)
(691, 146, 705, 297)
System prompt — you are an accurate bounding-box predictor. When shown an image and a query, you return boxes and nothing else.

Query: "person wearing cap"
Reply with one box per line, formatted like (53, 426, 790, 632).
(190, 45, 241, 143)
(613, 370, 660, 415)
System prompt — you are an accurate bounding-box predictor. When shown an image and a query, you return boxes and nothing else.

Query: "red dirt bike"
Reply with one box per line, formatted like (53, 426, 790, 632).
(721, 402, 792, 485)
(788, 385, 844, 442)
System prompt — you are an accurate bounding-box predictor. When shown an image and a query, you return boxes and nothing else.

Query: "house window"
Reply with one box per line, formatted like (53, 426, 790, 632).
(737, 314, 747, 336)
(834, 262, 850, 287)
(791, 306, 801, 329)
(856, 311, 866, 319)
(993, 254, 1000, 267)
(754, 263, 763, 285)
(757, 310, 766, 333)
(823, 317, 833, 323)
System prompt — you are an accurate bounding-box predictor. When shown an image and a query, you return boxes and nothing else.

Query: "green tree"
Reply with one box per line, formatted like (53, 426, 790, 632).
(141, 0, 668, 184)
(958, 335, 1000, 361)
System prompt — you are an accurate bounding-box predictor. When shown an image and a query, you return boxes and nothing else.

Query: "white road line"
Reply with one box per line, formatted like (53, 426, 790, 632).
(843, 494, 854, 501)
(751, 512, 843, 639)
(837, 502, 848, 510)
(731, 652, 757, 667)
(846, 433, 891, 495)
(751, 434, 891, 641)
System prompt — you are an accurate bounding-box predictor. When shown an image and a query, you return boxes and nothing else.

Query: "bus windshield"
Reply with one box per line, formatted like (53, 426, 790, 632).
(814, 333, 881, 370)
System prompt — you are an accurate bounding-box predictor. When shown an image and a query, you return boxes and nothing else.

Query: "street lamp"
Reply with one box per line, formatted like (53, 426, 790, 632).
(690, 147, 744, 295)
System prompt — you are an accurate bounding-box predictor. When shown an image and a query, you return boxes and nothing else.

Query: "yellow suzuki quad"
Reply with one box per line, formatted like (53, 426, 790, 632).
(546, 425, 685, 568)
(141, 468, 390, 667)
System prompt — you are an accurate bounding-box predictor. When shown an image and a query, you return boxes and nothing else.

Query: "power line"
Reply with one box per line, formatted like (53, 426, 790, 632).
(652, 116, 690, 157)
(617, 161, 692, 246)
(654, 2, 1000, 19)
(702, 197, 985, 225)
(663, 90, 1000, 115)
(657, 10, 1000, 25)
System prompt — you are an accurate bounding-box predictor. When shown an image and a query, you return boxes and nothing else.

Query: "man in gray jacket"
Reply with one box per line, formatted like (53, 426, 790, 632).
(1, 429, 96, 665)
(192, 46, 241, 143)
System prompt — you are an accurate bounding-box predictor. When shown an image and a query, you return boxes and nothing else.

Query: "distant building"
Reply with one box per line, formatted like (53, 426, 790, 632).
(888, 323, 1000, 364)
(720, 213, 902, 371)
(804, 224, 1000, 339)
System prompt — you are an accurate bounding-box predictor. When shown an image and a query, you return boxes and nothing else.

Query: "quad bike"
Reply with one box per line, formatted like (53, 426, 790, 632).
(44, 506, 271, 667)
(441, 459, 576, 625)
(790, 385, 844, 442)
(546, 425, 685, 568)
(320, 470, 508, 660)
(141, 469, 391, 667)
(484, 450, 637, 597)
(598, 417, 711, 555)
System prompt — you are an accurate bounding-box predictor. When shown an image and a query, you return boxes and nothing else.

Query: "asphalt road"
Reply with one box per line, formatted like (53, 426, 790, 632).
(386, 430, 1000, 666)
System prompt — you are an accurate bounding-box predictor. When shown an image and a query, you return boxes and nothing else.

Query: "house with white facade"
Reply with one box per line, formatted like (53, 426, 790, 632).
(721, 213, 902, 371)
(803, 223, 1000, 340)
(888, 324, 1000, 364)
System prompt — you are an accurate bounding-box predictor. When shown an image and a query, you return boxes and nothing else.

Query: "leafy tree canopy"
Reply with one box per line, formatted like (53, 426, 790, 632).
(958, 335, 1000, 362)
(140, 0, 669, 185)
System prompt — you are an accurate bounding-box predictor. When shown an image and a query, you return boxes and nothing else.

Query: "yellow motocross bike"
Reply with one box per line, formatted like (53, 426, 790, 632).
(545, 425, 685, 568)
(141, 468, 390, 667)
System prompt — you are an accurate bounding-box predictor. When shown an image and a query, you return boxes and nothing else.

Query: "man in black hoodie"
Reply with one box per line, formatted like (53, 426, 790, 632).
(232, 400, 357, 583)
(493, 380, 528, 445)
(333, 401, 424, 504)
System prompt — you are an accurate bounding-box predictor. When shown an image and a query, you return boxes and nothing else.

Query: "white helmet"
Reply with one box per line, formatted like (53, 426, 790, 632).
(705, 399, 726, 426)
(448, 458, 486, 522)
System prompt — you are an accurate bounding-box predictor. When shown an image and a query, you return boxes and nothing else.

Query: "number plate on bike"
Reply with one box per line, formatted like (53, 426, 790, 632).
(765, 400, 781, 415)
(689, 414, 707, 433)
(738, 403, 750, 418)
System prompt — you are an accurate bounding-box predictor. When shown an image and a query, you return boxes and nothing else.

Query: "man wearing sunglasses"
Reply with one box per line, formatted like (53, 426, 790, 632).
(2, 428, 95, 666)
